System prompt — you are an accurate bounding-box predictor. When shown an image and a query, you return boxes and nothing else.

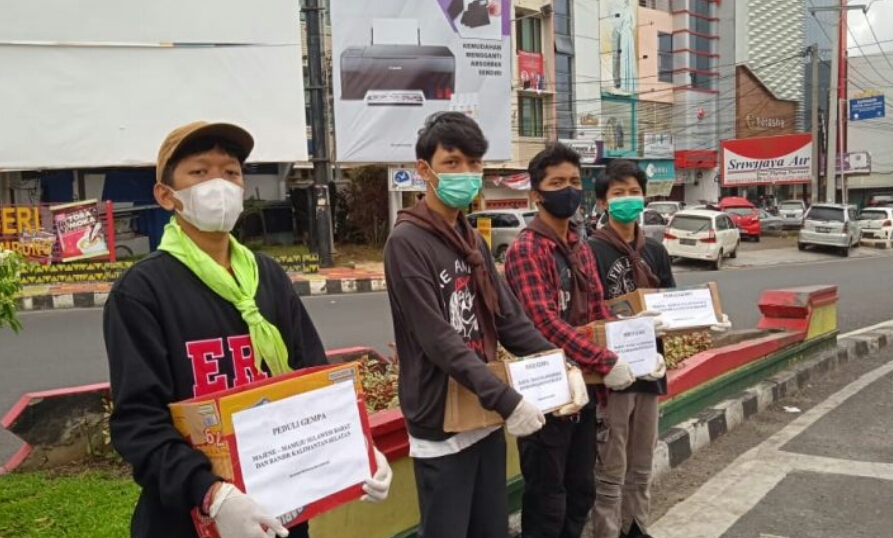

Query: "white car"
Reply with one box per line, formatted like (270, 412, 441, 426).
(466, 209, 536, 261)
(858, 207, 893, 241)
(778, 200, 807, 228)
(663, 210, 741, 270)
(647, 201, 685, 218)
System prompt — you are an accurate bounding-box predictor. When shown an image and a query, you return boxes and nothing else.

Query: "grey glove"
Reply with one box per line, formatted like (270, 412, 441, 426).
(506, 399, 546, 437)
(639, 353, 667, 382)
(361, 447, 393, 503)
(210, 483, 289, 538)
(603, 359, 636, 391)
(554, 366, 590, 417)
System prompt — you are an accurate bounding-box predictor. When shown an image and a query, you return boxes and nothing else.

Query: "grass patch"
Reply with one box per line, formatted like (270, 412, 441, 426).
(333, 243, 385, 265)
(0, 466, 138, 538)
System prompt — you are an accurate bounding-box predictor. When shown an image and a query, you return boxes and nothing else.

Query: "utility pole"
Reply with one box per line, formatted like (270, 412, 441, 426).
(811, 2, 868, 204)
(810, 43, 820, 204)
(303, 0, 334, 267)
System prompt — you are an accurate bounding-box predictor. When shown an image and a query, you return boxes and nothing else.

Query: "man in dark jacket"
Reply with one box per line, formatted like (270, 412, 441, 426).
(104, 122, 392, 538)
(384, 112, 575, 538)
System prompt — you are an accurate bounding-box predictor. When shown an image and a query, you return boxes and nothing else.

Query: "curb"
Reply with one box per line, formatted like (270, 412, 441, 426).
(650, 329, 893, 480)
(15, 276, 388, 312)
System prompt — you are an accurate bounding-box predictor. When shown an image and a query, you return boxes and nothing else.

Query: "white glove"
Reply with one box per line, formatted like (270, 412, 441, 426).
(619, 310, 668, 336)
(710, 314, 732, 333)
(361, 447, 393, 503)
(603, 359, 635, 391)
(554, 366, 590, 417)
(639, 353, 667, 382)
(210, 483, 289, 538)
(505, 399, 546, 437)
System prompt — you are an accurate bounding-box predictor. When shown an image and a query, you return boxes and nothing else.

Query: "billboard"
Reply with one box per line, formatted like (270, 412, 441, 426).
(600, 0, 639, 96)
(721, 134, 813, 186)
(331, 0, 512, 163)
(0, 0, 307, 169)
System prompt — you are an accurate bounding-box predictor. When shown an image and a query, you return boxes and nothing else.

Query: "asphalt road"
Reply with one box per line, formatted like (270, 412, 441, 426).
(1, 254, 892, 463)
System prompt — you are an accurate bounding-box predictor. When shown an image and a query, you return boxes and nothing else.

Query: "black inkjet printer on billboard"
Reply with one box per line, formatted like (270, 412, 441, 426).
(340, 28, 455, 105)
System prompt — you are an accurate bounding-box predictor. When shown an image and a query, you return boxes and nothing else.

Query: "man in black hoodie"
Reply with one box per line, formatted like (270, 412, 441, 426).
(104, 122, 392, 538)
(384, 112, 566, 538)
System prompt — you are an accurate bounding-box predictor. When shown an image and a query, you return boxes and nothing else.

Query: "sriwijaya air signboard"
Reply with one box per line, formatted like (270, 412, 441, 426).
(721, 134, 813, 186)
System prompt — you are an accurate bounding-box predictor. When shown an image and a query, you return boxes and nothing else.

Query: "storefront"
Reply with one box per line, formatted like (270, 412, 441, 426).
(561, 139, 605, 213)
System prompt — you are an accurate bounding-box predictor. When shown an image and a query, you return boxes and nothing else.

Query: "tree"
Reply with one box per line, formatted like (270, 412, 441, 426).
(0, 250, 23, 333)
(342, 166, 389, 246)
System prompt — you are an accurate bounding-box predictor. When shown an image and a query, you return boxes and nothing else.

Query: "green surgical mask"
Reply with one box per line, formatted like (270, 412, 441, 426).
(428, 162, 483, 209)
(608, 196, 645, 224)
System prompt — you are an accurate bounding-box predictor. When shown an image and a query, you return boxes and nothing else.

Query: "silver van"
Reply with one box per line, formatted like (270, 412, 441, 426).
(467, 209, 537, 261)
(798, 203, 861, 257)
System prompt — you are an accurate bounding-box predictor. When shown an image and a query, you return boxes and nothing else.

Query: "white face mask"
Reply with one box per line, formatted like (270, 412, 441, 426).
(171, 178, 244, 233)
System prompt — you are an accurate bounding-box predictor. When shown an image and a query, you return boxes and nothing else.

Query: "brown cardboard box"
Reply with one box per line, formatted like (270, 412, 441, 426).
(605, 282, 723, 329)
(442, 350, 570, 433)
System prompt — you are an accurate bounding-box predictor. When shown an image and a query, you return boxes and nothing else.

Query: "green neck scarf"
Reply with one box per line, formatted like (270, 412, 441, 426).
(158, 218, 291, 376)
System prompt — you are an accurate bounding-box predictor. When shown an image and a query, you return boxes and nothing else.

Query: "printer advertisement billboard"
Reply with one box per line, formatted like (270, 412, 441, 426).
(331, 0, 512, 163)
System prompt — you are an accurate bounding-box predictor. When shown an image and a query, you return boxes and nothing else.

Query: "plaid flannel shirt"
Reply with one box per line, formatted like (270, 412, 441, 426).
(504, 227, 618, 375)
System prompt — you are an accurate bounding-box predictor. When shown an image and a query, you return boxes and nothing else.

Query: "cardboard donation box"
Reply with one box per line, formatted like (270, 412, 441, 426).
(169, 363, 375, 538)
(606, 282, 723, 332)
(578, 317, 660, 383)
(443, 349, 571, 433)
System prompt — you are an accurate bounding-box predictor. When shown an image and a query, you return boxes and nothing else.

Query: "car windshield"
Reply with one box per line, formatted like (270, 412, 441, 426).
(859, 210, 888, 221)
(523, 214, 536, 225)
(670, 215, 713, 232)
(725, 207, 756, 216)
(649, 203, 677, 215)
(779, 202, 803, 210)
(806, 207, 845, 222)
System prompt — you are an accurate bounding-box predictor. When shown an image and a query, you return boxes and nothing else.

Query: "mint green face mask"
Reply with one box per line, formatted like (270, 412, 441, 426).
(428, 163, 483, 209)
(608, 196, 645, 224)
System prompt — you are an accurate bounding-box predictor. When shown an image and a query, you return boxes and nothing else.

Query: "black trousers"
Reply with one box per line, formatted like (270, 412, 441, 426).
(412, 429, 509, 538)
(518, 405, 597, 538)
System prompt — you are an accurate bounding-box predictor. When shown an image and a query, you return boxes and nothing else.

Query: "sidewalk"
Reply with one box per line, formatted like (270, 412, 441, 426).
(16, 245, 893, 311)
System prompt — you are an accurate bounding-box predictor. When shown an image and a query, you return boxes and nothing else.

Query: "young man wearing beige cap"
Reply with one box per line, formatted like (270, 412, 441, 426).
(103, 122, 393, 538)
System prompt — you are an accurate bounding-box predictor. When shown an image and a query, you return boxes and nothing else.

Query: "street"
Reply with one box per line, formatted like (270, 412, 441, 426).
(651, 346, 893, 538)
(2, 252, 893, 465)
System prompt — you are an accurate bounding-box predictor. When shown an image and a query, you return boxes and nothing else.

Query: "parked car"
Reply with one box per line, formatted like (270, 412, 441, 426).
(593, 208, 668, 242)
(798, 203, 862, 257)
(647, 201, 685, 218)
(718, 197, 761, 241)
(663, 210, 741, 270)
(467, 209, 536, 261)
(778, 199, 807, 228)
(758, 209, 785, 234)
(867, 194, 893, 207)
(857, 206, 893, 242)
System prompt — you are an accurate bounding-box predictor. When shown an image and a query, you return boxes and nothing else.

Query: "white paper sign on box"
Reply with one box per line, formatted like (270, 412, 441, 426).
(604, 318, 658, 378)
(231, 381, 369, 519)
(643, 288, 718, 330)
(506, 350, 571, 413)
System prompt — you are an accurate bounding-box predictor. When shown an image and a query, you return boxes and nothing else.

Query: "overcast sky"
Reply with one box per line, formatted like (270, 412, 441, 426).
(847, 0, 893, 56)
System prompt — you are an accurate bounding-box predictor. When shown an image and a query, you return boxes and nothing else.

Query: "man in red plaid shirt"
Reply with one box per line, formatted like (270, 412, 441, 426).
(504, 143, 637, 538)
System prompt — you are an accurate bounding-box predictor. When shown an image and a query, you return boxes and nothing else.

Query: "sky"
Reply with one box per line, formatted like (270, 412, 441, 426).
(846, 0, 893, 56)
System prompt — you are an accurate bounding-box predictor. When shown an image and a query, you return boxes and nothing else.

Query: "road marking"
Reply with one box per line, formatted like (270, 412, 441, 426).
(840, 319, 893, 338)
(652, 355, 893, 538)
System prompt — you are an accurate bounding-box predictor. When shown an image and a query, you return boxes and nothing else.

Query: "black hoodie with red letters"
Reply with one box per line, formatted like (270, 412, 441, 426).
(103, 251, 326, 538)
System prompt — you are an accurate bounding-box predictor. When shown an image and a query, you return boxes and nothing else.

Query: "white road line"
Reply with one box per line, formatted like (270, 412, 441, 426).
(651, 356, 893, 538)
(840, 319, 893, 338)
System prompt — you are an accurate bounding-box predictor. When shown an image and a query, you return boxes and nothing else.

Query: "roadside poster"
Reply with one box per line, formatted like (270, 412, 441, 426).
(331, 0, 512, 162)
(50, 200, 109, 262)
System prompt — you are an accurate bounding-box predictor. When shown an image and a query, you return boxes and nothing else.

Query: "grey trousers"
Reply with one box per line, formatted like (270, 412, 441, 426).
(593, 391, 660, 538)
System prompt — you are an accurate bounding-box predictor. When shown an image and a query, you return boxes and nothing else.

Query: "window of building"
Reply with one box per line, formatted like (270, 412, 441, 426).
(691, 53, 712, 72)
(690, 72, 713, 90)
(692, 35, 713, 54)
(640, 0, 670, 9)
(690, 0, 712, 17)
(553, 0, 571, 36)
(691, 15, 712, 35)
(555, 52, 574, 139)
(516, 16, 542, 52)
(658, 32, 673, 83)
(519, 96, 545, 137)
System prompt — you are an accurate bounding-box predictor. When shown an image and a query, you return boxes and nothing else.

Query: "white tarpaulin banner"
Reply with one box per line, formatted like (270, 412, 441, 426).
(0, 0, 307, 169)
(331, 0, 512, 163)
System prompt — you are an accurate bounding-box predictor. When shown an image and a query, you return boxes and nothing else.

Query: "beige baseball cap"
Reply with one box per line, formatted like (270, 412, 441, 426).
(156, 121, 254, 183)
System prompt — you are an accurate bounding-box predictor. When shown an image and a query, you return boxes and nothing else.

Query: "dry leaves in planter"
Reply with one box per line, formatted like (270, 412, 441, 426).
(662, 331, 713, 369)
(357, 355, 400, 414)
